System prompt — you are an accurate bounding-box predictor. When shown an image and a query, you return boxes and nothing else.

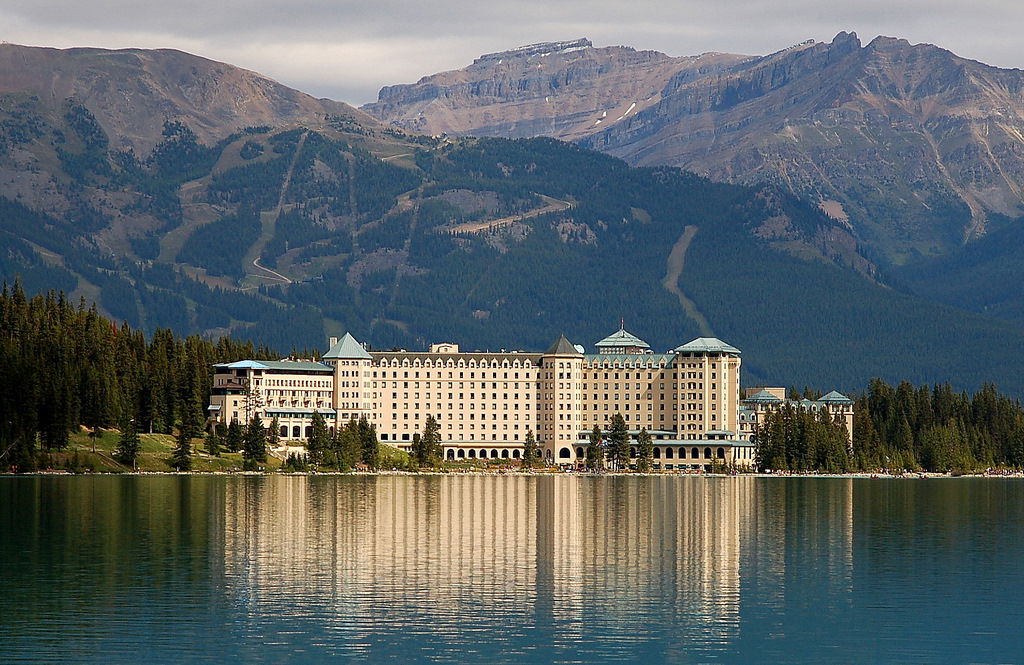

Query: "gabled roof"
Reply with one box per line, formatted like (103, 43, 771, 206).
(596, 328, 650, 349)
(545, 334, 581, 355)
(818, 390, 853, 404)
(673, 337, 741, 355)
(323, 332, 372, 360)
(745, 389, 783, 403)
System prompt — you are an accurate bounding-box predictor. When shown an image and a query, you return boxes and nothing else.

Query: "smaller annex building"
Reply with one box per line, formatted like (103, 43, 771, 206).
(208, 329, 853, 470)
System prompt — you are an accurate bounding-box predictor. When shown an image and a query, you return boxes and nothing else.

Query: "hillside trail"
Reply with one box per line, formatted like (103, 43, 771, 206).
(384, 185, 425, 314)
(448, 194, 572, 234)
(244, 131, 308, 284)
(662, 225, 715, 337)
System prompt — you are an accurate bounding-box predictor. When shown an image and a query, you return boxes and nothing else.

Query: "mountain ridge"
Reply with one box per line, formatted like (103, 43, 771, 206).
(0, 42, 375, 156)
(364, 32, 1024, 265)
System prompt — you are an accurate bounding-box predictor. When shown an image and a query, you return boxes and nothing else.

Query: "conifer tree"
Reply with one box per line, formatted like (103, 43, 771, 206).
(420, 415, 441, 466)
(243, 415, 267, 466)
(267, 416, 281, 451)
(358, 416, 378, 470)
(337, 418, 361, 470)
(171, 427, 192, 471)
(608, 414, 630, 470)
(307, 411, 329, 465)
(412, 432, 424, 466)
(116, 419, 141, 469)
(586, 425, 604, 471)
(225, 419, 244, 453)
(522, 429, 539, 468)
(637, 427, 653, 473)
(205, 426, 221, 457)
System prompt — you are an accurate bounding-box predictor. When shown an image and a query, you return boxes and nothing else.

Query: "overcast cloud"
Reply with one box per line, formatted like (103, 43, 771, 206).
(2, 0, 1021, 105)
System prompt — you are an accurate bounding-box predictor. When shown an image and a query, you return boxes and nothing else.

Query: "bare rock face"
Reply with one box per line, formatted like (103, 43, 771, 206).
(364, 33, 1024, 262)
(0, 44, 376, 155)
(364, 39, 751, 142)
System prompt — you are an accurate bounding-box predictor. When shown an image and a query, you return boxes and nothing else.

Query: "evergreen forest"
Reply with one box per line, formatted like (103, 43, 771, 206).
(5, 100, 1024, 395)
(3, 284, 1024, 474)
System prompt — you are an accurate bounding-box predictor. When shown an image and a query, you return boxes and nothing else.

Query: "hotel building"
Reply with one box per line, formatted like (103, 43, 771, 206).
(208, 329, 852, 469)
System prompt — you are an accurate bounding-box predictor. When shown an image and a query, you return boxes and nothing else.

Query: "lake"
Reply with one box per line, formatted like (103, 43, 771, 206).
(1, 475, 1022, 664)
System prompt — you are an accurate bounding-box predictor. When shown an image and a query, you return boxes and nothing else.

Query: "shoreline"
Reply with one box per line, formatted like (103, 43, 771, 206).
(5, 469, 1024, 479)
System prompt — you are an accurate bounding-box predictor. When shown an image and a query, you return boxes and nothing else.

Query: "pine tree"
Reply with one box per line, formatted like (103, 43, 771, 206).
(586, 425, 604, 471)
(421, 415, 441, 466)
(171, 427, 192, 471)
(337, 418, 361, 470)
(243, 415, 267, 466)
(205, 426, 221, 457)
(116, 419, 141, 469)
(359, 416, 378, 470)
(637, 427, 653, 473)
(608, 414, 630, 470)
(307, 411, 329, 465)
(225, 419, 244, 453)
(522, 429, 539, 468)
(267, 416, 281, 451)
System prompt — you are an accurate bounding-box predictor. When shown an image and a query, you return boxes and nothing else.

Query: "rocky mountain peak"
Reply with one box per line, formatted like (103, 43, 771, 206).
(473, 38, 594, 64)
(364, 32, 1024, 263)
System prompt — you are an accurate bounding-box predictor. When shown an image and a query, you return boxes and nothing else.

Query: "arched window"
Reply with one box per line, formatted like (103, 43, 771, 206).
(490, 449, 499, 459)
(691, 447, 699, 459)
(653, 447, 661, 459)
(446, 449, 455, 460)
(704, 447, 712, 459)
(575, 446, 584, 457)
(501, 450, 509, 458)
(305, 426, 313, 438)
(293, 426, 301, 438)
(665, 447, 674, 459)
(512, 450, 521, 459)
(468, 449, 476, 458)
(280, 426, 287, 438)
(678, 447, 686, 459)
(630, 446, 637, 458)
(457, 449, 465, 458)
(717, 447, 726, 459)
(558, 447, 572, 459)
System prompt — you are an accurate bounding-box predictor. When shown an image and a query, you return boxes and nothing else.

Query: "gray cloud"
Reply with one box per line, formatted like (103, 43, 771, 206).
(2, 0, 1022, 105)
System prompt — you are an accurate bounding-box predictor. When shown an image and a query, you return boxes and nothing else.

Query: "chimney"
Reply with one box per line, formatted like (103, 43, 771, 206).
(329, 336, 338, 348)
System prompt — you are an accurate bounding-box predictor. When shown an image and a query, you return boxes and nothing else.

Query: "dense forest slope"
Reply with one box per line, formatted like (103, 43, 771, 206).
(4, 44, 1024, 395)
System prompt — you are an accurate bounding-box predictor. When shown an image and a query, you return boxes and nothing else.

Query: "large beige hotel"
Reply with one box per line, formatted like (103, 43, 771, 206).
(208, 329, 853, 469)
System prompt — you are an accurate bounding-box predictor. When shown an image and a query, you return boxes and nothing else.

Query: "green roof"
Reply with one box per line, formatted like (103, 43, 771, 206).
(595, 328, 650, 349)
(818, 390, 853, 404)
(324, 332, 372, 360)
(583, 353, 674, 365)
(673, 337, 741, 355)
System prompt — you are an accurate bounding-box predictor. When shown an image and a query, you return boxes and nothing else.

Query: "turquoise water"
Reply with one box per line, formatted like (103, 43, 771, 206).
(1, 475, 1022, 664)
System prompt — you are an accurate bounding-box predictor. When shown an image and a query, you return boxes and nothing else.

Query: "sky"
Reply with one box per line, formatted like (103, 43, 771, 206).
(2, 0, 1022, 106)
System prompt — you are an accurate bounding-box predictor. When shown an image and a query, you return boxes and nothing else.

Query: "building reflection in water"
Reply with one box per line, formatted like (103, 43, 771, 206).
(219, 475, 852, 661)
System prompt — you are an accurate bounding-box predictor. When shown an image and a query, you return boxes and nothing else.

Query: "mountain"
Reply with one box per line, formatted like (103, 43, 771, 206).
(363, 34, 1024, 267)
(0, 43, 374, 156)
(5, 44, 1024, 395)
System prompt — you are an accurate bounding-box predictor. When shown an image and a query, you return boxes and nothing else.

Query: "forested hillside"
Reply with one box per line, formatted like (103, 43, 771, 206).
(5, 88, 1024, 394)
